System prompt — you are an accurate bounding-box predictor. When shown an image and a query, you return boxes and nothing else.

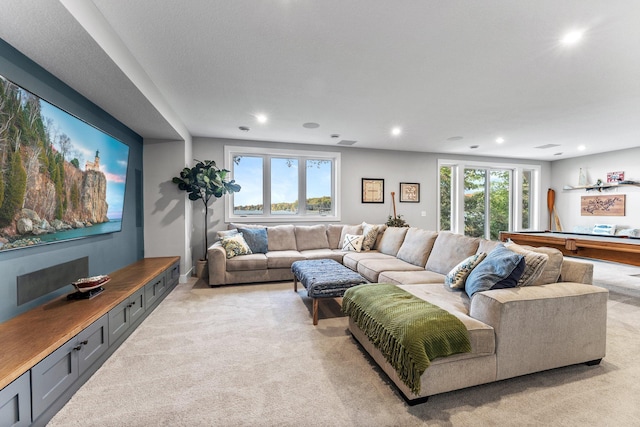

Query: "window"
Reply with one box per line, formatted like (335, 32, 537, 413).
(438, 159, 539, 239)
(225, 146, 340, 222)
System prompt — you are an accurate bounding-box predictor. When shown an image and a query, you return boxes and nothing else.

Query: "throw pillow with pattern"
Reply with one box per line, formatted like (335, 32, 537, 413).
(221, 233, 253, 259)
(342, 234, 364, 252)
(504, 241, 549, 286)
(445, 252, 487, 289)
(361, 223, 379, 251)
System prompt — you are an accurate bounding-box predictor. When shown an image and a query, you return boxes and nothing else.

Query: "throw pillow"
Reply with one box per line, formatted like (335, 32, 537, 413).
(237, 227, 268, 253)
(342, 234, 364, 252)
(491, 256, 526, 289)
(216, 229, 239, 241)
(220, 233, 253, 259)
(361, 223, 379, 251)
(504, 241, 549, 286)
(465, 244, 524, 298)
(445, 252, 487, 289)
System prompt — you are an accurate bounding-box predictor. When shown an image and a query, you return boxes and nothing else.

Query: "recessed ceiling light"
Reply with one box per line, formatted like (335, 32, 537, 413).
(256, 114, 268, 124)
(496, 137, 505, 144)
(303, 122, 320, 129)
(330, 134, 340, 138)
(446, 136, 463, 141)
(561, 30, 584, 46)
(577, 145, 586, 151)
(238, 126, 250, 132)
(470, 145, 479, 149)
(391, 127, 402, 136)
(554, 152, 563, 156)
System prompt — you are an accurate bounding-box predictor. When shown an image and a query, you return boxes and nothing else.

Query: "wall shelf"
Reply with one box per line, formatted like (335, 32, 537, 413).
(563, 182, 640, 192)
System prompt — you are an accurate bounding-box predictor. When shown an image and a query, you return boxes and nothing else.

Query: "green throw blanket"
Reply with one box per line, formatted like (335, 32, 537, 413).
(342, 284, 471, 395)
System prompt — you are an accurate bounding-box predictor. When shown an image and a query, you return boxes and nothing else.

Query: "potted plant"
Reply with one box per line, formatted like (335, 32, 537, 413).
(172, 160, 241, 277)
(386, 191, 409, 227)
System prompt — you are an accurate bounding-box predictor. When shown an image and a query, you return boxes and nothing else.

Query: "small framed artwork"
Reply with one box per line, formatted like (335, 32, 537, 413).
(362, 178, 384, 203)
(399, 182, 420, 203)
(606, 171, 624, 183)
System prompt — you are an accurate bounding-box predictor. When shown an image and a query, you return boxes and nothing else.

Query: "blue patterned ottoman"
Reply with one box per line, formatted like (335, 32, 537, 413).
(291, 259, 368, 325)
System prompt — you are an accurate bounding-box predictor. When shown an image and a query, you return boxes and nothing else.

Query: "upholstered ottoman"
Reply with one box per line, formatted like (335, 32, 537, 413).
(291, 259, 368, 325)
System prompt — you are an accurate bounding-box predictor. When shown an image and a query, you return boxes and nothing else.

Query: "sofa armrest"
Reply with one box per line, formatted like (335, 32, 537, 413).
(207, 243, 226, 286)
(559, 258, 593, 284)
(470, 283, 608, 380)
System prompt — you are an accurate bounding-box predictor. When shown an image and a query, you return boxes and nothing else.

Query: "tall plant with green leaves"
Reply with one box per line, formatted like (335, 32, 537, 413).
(172, 160, 241, 260)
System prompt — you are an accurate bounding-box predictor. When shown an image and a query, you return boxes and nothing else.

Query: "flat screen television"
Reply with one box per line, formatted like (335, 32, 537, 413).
(0, 73, 129, 252)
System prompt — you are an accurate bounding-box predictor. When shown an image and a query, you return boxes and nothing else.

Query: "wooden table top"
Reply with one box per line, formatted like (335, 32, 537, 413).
(0, 256, 179, 390)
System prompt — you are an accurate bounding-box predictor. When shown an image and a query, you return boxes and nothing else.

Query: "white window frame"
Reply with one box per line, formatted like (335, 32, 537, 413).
(225, 146, 341, 223)
(437, 159, 541, 237)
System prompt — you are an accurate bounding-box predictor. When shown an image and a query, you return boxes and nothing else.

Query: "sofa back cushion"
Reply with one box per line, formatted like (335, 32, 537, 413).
(377, 227, 409, 257)
(395, 228, 438, 267)
(327, 224, 344, 249)
(425, 231, 480, 274)
(338, 224, 363, 249)
(295, 225, 330, 251)
(267, 225, 297, 251)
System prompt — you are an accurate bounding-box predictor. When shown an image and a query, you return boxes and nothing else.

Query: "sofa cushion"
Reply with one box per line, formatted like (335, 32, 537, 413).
(357, 258, 423, 282)
(327, 224, 344, 249)
(477, 239, 501, 255)
(396, 228, 438, 267)
(445, 252, 487, 289)
(361, 222, 380, 251)
(378, 270, 446, 285)
(377, 227, 409, 256)
(226, 253, 267, 271)
(299, 249, 344, 262)
(220, 233, 253, 258)
(338, 224, 363, 249)
(342, 234, 364, 252)
(425, 232, 480, 274)
(295, 225, 329, 251)
(504, 242, 549, 287)
(465, 244, 523, 298)
(265, 250, 305, 269)
(267, 225, 297, 251)
(237, 227, 268, 254)
(342, 251, 394, 271)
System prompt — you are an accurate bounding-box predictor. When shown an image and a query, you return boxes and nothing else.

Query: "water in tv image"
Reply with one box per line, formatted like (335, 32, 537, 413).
(0, 74, 129, 251)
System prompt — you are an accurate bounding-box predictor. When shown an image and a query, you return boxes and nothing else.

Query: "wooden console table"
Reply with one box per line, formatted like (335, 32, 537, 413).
(0, 256, 180, 426)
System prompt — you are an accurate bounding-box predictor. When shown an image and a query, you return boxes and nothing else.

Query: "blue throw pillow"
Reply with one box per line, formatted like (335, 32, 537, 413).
(237, 227, 268, 253)
(492, 256, 526, 289)
(465, 244, 524, 298)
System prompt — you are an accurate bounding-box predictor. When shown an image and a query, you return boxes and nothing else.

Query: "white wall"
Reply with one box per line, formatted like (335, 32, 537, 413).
(550, 147, 640, 232)
(190, 137, 551, 263)
(143, 138, 193, 281)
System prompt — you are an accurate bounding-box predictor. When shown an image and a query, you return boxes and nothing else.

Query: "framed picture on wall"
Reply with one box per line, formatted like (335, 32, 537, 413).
(399, 182, 420, 203)
(362, 178, 384, 203)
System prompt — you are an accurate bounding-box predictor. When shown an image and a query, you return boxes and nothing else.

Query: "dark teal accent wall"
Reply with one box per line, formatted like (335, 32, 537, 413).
(0, 38, 144, 322)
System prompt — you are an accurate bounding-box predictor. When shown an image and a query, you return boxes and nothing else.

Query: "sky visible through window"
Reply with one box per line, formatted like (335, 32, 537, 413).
(233, 156, 332, 208)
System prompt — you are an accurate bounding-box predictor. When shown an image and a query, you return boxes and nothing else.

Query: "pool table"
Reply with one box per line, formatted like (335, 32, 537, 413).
(499, 231, 640, 267)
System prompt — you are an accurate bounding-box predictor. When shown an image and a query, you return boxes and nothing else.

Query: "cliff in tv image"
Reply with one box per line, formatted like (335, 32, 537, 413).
(0, 77, 109, 246)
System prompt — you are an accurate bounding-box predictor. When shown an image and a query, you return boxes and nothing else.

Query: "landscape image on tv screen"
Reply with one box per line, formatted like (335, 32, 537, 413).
(0, 74, 129, 252)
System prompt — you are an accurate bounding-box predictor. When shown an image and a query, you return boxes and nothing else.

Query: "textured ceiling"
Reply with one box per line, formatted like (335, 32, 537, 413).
(1, 1, 639, 160)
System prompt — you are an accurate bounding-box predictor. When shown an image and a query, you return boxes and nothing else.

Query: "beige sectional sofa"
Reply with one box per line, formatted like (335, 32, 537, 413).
(208, 223, 608, 403)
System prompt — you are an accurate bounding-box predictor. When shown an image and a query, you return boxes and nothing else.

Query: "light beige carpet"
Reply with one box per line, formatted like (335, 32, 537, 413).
(49, 274, 640, 426)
